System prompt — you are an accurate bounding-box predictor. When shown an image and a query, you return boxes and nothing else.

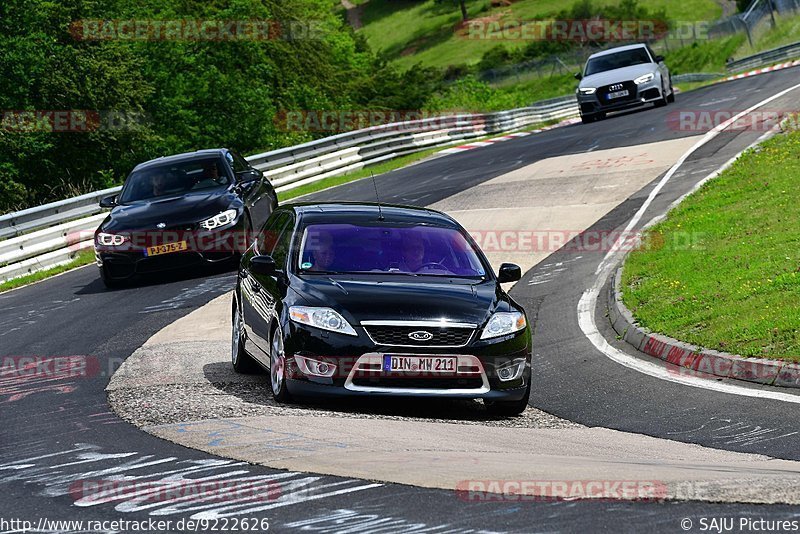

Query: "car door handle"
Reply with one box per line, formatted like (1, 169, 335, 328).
(250, 281, 260, 293)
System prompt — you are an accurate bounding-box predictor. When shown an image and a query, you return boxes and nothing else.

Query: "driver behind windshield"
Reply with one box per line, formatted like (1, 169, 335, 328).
(150, 171, 167, 197)
(399, 231, 426, 272)
(307, 231, 336, 272)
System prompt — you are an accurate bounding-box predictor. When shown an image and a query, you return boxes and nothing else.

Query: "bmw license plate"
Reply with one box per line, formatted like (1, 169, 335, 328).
(606, 90, 629, 100)
(383, 355, 456, 373)
(145, 241, 188, 256)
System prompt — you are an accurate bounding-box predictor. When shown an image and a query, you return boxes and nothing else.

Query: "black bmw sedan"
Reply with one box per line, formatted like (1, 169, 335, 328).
(232, 203, 532, 415)
(94, 148, 276, 287)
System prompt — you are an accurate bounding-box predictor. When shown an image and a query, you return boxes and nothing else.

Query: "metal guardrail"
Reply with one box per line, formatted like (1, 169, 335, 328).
(0, 98, 580, 283)
(726, 40, 800, 72)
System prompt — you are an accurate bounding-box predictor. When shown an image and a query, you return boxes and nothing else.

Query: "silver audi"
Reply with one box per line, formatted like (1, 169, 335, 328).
(575, 43, 674, 124)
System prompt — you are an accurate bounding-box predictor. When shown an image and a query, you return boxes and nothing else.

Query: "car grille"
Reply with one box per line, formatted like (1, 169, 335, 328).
(351, 376, 484, 389)
(364, 325, 474, 347)
(597, 80, 637, 103)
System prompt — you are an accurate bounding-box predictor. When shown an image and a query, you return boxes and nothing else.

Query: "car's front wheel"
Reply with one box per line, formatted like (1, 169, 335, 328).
(231, 298, 260, 373)
(99, 265, 123, 289)
(270, 324, 292, 403)
(485, 380, 531, 416)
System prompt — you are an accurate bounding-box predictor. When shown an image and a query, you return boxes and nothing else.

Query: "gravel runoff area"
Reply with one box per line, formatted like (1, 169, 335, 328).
(107, 294, 579, 430)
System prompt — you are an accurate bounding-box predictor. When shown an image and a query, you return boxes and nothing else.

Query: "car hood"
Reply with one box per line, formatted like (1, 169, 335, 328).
(581, 63, 657, 88)
(293, 276, 509, 326)
(101, 188, 238, 232)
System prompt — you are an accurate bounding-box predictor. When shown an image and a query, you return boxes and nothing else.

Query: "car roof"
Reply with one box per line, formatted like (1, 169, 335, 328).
(588, 43, 649, 59)
(281, 202, 461, 228)
(132, 148, 229, 172)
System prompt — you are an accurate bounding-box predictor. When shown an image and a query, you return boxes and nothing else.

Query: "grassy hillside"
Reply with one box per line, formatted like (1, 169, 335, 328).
(351, 0, 723, 70)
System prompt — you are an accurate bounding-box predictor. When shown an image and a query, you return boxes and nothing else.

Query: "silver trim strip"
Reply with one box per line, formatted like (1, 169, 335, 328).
(344, 353, 490, 395)
(360, 320, 478, 328)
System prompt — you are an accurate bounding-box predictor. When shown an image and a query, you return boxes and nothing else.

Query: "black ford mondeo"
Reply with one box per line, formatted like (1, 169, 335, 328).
(94, 148, 276, 287)
(232, 203, 532, 415)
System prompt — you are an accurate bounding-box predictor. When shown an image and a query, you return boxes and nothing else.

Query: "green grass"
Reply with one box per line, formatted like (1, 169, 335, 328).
(0, 249, 95, 293)
(734, 11, 800, 59)
(664, 33, 747, 74)
(621, 129, 800, 362)
(426, 73, 577, 112)
(356, 0, 721, 70)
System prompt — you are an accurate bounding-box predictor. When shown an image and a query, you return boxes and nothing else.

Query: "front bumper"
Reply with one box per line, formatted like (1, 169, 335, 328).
(281, 320, 532, 400)
(577, 79, 663, 115)
(95, 222, 246, 280)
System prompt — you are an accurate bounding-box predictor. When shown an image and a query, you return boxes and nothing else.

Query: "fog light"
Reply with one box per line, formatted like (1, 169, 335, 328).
(295, 355, 337, 378)
(496, 359, 526, 382)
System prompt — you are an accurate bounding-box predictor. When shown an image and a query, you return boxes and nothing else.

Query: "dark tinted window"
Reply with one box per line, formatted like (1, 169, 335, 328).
(271, 215, 296, 268)
(298, 223, 486, 277)
(119, 158, 230, 203)
(257, 211, 290, 255)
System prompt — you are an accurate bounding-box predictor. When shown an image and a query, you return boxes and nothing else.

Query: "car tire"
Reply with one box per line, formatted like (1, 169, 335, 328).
(269, 323, 292, 403)
(667, 86, 676, 103)
(100, 266, 123, 289)
(485, 379, 531, 417)
(231, 297, 260, 374)
(580, 113, 595, 124)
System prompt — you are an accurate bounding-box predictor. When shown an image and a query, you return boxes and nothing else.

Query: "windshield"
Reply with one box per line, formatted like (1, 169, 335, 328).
(298, 223, 487, 278)
(119, 157, 230, 203)
(584, 48, 652, 76)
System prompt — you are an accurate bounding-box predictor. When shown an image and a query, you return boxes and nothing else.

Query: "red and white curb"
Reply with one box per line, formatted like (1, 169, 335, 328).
(438, 117, 581, 155)
(438, 132, 530, 154)
(608, 268, 800, 389)
(721, 59, 800, 83)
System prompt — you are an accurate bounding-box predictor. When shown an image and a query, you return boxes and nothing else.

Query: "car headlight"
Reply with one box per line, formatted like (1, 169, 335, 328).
(480, 311, 526, 340)
(578, 87, 597, 95)
(200, 209, 238, 230)
(634, 73, 655, 85)
(289, 306, 357, 336)
(96, 232, 127, 246)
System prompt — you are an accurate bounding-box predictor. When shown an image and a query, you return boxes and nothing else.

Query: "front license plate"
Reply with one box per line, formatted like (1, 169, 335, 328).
(606, 89, 629, 100)
(145, 241, 188, 256)
(383, 355, 456, 373)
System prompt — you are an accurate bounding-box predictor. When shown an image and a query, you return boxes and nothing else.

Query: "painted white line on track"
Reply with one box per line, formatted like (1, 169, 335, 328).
(577, 80, 800, 403)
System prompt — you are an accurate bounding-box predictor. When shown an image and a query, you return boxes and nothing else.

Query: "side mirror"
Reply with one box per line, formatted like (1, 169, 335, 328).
(99, 195, 117, 209)
(655, 55, 665, 63)
(239, 169, 261, 183)
(574, 72, 583, 80)
(250, 254, 278, 276)
(498, 263, 522, 283)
